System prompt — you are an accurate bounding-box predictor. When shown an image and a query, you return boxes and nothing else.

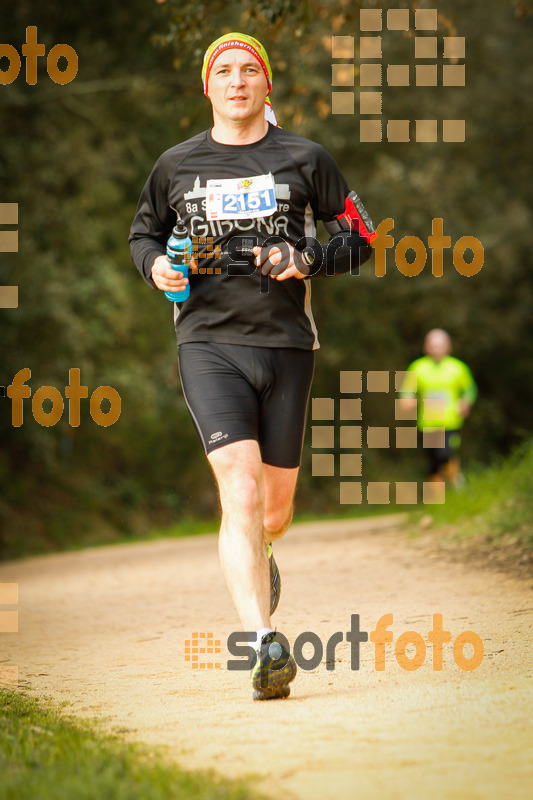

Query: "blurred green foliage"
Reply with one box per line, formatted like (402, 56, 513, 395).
(1, 0, 532, 556)
(420, 439, 533, 550)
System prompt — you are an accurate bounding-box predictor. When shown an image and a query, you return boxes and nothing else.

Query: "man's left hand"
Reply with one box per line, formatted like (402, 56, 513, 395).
(253, 243, 308, 280)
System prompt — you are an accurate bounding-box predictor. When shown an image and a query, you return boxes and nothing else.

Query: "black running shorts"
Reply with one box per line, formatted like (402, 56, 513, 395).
(419, 429, 462, 474)
(178, 343, 315, 468)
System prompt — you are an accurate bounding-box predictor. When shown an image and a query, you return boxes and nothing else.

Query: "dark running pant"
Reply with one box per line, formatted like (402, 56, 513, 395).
(178, 342, 315, 468)
(419, 429, 462, 475)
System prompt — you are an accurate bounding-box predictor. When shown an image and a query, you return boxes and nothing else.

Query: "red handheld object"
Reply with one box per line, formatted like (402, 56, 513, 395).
(337, 191, 378, 244)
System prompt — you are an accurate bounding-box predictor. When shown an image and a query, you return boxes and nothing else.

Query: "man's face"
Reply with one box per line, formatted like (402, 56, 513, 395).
(207, 49, 269, 124)
(424, 331, 451, 361)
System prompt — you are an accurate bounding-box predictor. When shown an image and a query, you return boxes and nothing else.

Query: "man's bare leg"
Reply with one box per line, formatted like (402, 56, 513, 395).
(262, 463, 299, 543)
(208, 439, 270, 633)
(208, 446, 300, 629)
(261, 463, 299, 614)
(442, 456, 461, 484)
(209, 442, 299, 699)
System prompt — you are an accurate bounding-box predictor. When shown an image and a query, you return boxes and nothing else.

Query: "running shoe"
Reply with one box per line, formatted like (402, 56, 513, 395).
(252, 631, 297, 701)
(267, 542, 281, 615)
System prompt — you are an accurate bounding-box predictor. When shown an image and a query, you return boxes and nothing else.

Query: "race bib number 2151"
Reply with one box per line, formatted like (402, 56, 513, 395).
(206, 173, 276, 220)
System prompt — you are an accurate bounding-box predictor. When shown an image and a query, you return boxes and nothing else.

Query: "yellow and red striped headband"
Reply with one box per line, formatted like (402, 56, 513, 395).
(202, 33, 272, 96)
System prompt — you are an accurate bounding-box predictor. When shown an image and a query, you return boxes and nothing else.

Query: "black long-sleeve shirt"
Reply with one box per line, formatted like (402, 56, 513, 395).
(129, 123, 372, 350)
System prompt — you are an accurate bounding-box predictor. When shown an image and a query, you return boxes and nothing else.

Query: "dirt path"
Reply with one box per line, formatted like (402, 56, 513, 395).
(1, 516, 532, 799)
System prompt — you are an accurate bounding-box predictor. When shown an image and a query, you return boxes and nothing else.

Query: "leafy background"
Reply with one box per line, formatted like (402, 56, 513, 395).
(1, 0, 532, 556)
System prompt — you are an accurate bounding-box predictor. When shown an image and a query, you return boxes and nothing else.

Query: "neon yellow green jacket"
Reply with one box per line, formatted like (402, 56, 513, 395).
(400, 355, 477, 430)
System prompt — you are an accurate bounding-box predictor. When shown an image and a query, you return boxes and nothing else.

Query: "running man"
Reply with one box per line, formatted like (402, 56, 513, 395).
(129, 33, 373, 699)
(399, 329, 477, 486)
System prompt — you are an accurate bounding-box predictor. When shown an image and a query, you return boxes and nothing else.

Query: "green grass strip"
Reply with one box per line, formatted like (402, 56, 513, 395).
(0, 690, 260, 800)
(418, 438, 533, 548)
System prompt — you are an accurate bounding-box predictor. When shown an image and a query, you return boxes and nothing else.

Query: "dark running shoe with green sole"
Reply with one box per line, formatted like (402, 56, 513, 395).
(252, 631, 297, 701)
(267, 542, 281, 615)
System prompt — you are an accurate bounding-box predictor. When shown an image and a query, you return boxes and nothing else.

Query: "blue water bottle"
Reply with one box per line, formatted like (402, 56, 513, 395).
(164, 220, 192, 302)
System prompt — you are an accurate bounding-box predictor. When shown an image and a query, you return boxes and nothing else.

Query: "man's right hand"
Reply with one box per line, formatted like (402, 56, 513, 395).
(151, 254, 198, 292)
